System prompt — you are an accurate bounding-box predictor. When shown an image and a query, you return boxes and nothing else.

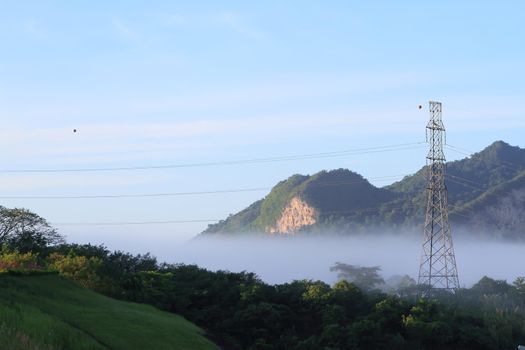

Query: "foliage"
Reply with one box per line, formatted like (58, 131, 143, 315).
(47, 252, 102, 289)
(330, 262, 385, 291)
(50, 244, 158, 296)
(0, 249, 41, 272)
(1, 199, 524, 349)
(204, 200, 264, 234)
(48, 245, 523, 350)
(0, 206, 64, 253)
(301, 169, 395, 213)
(4, 237, 525, 349)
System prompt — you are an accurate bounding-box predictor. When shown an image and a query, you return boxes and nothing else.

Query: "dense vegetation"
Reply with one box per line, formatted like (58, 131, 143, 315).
(203, 141, 525, 239)
(1, 188, 525, 349)
(0, 208, 217, 349)
(4, 244, 525, 350)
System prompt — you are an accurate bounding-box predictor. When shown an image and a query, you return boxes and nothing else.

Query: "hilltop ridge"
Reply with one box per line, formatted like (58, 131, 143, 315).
(202, 141, 525, 239)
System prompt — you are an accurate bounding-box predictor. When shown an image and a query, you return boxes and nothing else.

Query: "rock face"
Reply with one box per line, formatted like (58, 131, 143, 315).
(268, 196, 317, 234)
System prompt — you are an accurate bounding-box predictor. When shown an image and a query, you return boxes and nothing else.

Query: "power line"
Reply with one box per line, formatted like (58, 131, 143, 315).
(17, 141, 498, 226)
(52, 205, 414, 227)
(50, 202, 473, 227)
(444, 144, 473, 155)
(63, 141, 521, 227)
(0, 142, 426, 174)
(446, 176, 484, 191)
(446, 178, 481, 191)
(52, 219, 221, 226)
(0, 174, 408, 200)
(0, 187, 270, 200)
(446, 173, 483, 188)
(49, 181, 480, 227)
(448, 210, 471, 219)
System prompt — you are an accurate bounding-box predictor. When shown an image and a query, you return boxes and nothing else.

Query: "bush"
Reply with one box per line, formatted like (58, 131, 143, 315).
(0, 250, 41, 272)
(48, 253, 102, 289)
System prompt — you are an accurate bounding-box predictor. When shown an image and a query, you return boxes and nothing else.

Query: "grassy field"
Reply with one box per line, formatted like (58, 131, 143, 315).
(0, 273, 218, 350)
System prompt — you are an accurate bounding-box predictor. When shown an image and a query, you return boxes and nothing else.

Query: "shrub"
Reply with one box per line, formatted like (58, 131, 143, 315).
(0, 250, 41, 272)
(48, 253, 102, 289)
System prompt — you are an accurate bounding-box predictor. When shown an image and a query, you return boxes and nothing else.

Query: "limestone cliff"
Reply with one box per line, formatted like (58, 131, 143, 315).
(268, 196, 317, 234)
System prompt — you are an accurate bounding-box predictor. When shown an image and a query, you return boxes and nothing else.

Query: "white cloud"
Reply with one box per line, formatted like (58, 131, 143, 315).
(0, 72, 523, 169)
(211, 11, 267, 40)
(2, 93, 522, 165)
(159, 10, 268, 40)
(0, 112, 410, 148)
(0, 110, 422, 169)
(111, 17, 141, 42)
(0, 72, 438, 121)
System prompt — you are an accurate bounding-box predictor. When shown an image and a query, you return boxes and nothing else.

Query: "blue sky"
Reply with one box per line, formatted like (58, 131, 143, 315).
(0, 1, 524, 252)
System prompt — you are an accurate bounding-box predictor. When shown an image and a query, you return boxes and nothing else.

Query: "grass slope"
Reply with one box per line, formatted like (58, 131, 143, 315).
(0, 273, 218, 350)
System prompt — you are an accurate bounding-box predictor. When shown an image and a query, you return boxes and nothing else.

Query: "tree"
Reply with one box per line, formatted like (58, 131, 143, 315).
(383, 275, 418, 298)
(470, 276, 512, 296)
(513, 277, 525, 296)
(0, 206, 64, 253)
(330, 262, 384, 291)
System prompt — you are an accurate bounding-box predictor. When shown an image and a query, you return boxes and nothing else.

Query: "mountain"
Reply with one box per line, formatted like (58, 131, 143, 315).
(202, 141, 525, 240)
(0, 273, 217, 350)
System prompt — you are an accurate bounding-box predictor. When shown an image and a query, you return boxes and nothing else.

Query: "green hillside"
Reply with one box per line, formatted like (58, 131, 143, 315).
(388, 140, 525, 203)
(450, 169, 525, 238)
(204, 169, 395, 234)
(0, 273, 218, 350)
(202, 141, 525, 237)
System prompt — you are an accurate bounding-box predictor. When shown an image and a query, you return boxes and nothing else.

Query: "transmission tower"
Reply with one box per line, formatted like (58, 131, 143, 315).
(418, 101, 460, 297)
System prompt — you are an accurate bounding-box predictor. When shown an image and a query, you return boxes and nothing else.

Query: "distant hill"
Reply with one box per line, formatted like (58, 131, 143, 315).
(0, 273, 217, 350)
(202, 141, 525, 240)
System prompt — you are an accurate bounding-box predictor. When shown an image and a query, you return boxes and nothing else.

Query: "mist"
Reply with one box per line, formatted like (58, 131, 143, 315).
(160, 234, 525, 288)
(66, 226, 525, 288)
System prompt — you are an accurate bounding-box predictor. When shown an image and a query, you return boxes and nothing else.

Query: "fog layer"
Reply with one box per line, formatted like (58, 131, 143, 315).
(68, 227, 524, 287)
(163, 235, 524, 287)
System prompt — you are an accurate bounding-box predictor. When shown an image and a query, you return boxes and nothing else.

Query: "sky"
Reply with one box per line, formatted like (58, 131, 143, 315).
(0, 1, 524, 253)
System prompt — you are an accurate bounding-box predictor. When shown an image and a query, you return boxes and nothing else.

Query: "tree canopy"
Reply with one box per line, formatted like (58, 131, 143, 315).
(0, 206, 64, 253)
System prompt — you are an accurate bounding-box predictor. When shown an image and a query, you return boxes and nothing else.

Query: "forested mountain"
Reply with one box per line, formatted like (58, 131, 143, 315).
(202, 141, 525, 240)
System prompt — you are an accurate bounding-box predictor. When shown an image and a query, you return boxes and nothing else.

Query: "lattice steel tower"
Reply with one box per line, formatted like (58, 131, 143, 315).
(418, 101, 459, 297)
